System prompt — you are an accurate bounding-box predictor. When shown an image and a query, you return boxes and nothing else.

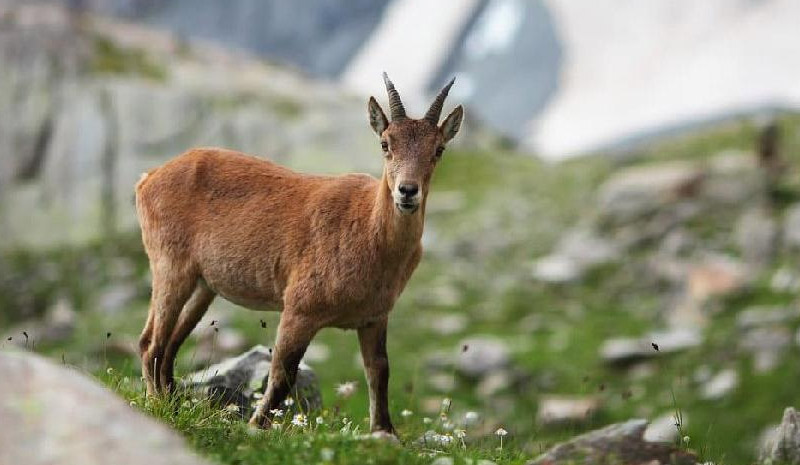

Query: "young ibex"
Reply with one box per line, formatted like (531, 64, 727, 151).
(135, 74, 463, 433)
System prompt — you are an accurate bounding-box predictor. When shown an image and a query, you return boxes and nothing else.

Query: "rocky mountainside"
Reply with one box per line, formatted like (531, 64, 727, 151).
(0, 4, 399, 249)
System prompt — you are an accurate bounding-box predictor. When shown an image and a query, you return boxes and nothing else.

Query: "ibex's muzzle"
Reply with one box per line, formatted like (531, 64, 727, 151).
(394, 182, 421, 214)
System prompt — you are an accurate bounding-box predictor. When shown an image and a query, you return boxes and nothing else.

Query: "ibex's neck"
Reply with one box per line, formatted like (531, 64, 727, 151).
(370, 172, 425, 253)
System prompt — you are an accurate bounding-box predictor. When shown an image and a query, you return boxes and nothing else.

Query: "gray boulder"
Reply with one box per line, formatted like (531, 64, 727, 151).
(0, 351, 212, 465)
(527, 419, 697, 465)
(184, 345, 322, 418)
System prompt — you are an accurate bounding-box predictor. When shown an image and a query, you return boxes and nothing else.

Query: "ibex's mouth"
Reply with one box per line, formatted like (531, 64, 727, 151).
(395, 202, 419, 214)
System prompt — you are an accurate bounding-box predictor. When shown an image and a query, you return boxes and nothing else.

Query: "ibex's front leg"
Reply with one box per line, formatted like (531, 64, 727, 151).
(358, 318, 395, 434)
(249, 312, 317, 428)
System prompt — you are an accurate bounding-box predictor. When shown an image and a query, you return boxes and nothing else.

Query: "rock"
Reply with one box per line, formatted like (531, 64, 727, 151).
(527, 419, 697, 465)
(783, 203, 800, 250)
(428, 313, 468, 336)
(740, 327, 791, 373)
(427, 372, 456, 393)
(536, 396, 601, 426)
(736, 306, 798, 330)
(643, 412, 683, 443)
(303, 342, 330, 363)
(700, 369, 738, 400)
(702, 150, 763, 205)
(97, 283, 140, 314)
(686, 256, 749, 302)
(667, 255, 750, 329)
(3, 297, 77, 348)
(456, 337, 510, 378)
(532, 228, 620, 284)
(532, 254, 582, 284)
(476, 370, 513, 397)
(430, 458, 497, 465)
(191, 327, 248, 366)
(771, 268, 800, 293)
(760, 407, 800, 465)
(0, 351, 213, 465)
(185, 345, 321, 418)
(734, 207, 778, 266)
(597, 161, 704, 223)
(600, 328, 702, 365)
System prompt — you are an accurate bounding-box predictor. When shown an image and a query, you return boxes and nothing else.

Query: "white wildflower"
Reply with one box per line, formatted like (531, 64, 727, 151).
(270, 409, 284, 417)
(401, 409, 413, 418)
(464, 411, 480, 424)
(683, 435, 691, 444)
(454, 429, 466, 439)
(292, 413, 308, 427)
(106, 367, 114, 375)
(284, 397, 295, 407)
(495, 427, 508, 437)
(336, 381, 358, 398)
(129, 401, 137, 407)
(442, 421, 454, 431)
(316, 416, 324, 425)
(423, 417, 433, 424)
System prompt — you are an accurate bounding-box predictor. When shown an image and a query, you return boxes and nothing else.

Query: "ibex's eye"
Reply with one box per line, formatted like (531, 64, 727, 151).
(434, 146, 445, 159)
(381, 141, 389, 152)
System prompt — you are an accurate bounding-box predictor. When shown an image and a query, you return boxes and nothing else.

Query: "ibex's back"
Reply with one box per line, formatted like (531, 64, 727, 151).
(136, 73, 463, 433)
(136, 147, 390, 319)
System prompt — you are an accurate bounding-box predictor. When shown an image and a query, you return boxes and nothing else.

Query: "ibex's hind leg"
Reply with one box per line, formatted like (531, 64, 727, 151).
(161, 283, 215, 390)
(141, 267, 196, 396)
(249, 313, 318, 428)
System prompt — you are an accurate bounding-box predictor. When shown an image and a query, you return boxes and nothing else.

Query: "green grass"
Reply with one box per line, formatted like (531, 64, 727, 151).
(4, 113, 800, 464)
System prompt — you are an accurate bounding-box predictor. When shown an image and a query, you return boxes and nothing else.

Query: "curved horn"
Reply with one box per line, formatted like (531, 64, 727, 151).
(425, 77, 455, 124)
(382, 72, 407, 121)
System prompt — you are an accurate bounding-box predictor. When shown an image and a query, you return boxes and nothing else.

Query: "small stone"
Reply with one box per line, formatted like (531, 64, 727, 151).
(532, 254, 581, 284)
(456, 337, 510, 378)
(601, 328, 702, 365)
(536, 396, 601, 426)
(700, 369, 738, 400)
(643, 412, 684, 443)
(427, 373, 456, 393)
(736, 306, 798, 329)
(97, 283, 140, 314)
(430, 457, 454, 465)
(771, 268, 800, 293)
(476, 370, 512, 397)
(735, 207, 778, 265)
(783, 203, 800, 250)
(760, 407, 800, 465)
(303, 343, 330, 363)
(428, 313, 468, 336)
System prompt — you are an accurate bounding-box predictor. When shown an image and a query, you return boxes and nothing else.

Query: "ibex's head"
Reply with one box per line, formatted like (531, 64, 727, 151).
(368, 73, 463, 215)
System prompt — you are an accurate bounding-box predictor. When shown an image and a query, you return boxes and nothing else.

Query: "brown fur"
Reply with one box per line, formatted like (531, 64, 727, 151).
(135, 85, 463, 432)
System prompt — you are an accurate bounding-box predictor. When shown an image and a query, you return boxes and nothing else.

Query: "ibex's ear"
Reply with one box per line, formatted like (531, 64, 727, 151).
(440, 105, 463, 143)
(368, 97, 389, 136)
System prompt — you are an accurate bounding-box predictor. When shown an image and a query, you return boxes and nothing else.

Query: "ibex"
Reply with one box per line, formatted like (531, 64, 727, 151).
(135, 74, 463, 433)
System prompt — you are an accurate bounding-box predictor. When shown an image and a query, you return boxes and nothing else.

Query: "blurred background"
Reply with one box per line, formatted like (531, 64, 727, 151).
(2, 0, 800, 463)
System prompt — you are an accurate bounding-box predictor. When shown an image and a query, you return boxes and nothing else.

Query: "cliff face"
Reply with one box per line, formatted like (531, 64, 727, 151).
(0, 4, 380, 250)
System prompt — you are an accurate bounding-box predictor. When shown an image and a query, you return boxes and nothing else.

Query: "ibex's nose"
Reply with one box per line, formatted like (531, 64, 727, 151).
(398, 183, 419, 198)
